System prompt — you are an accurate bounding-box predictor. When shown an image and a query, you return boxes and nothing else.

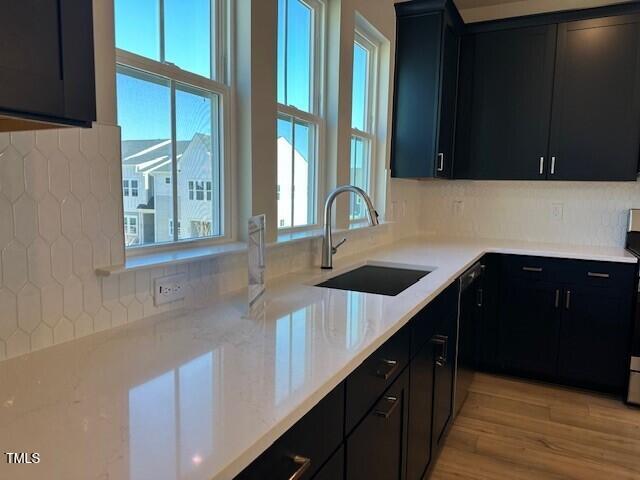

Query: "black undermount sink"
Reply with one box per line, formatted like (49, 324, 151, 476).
(316, 265, 431, 296)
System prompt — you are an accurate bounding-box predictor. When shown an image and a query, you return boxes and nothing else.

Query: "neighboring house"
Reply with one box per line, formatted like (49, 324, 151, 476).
(122, 133, 310, 245)
(121, 134, 219, 246)
(276, 136, 312, 228)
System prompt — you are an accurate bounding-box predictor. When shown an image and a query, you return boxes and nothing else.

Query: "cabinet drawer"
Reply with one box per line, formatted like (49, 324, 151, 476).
(564, 260, 637, 291)
(345, 326, 410, 434)
(236, 382, 344, 480)
(502, 255, 564, 281)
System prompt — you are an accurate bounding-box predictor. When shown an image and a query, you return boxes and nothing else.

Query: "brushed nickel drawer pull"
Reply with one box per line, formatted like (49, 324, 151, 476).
(522, 266, 543, 273)
(289, 455, 312, 480)
(375, 359, 399, 380)
(566, 290, 571, 310)
(588, 272, 610, 279)
(374, 395, 399, 419)
(555, 289, 560, 309)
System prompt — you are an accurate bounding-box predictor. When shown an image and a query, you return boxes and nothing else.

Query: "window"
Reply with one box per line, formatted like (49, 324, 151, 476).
(188, 180, 212, 201)
(190, 220, 212, 237)
(169, 219, 181, 237)
(350, 30, 378, 221)
(277, 0, 325, 229)
(123, 179, 139, 197)
(115, 0, 227, 248)
(124, 215, 139, 246)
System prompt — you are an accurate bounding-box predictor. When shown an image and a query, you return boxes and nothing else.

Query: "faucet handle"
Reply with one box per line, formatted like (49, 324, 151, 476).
(332, 238, 347, 254)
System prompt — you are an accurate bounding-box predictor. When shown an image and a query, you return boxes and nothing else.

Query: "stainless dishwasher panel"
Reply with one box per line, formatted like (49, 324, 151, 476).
(456, 262, 483, 417)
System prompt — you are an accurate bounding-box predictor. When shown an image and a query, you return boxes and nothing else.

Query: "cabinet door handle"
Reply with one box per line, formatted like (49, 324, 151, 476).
(588, 272, 610, 279)
(551, 156, 556, 175)
(522, 266, 543, 273)
(565, 290, 571, 310)
(375, 359, 399, 380)
(437, 153, 444, 172)
(477, 288, 483, 308)
(374, 395, 399, 419)
(555, 289, 560, 309)
(288, 455, 312, 480)
(432, 334, 448, 367)
(539, 157, 545, 175)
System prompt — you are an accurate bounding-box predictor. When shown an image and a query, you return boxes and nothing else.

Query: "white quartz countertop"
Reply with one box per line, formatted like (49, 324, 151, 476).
(0, 237, 636, 480)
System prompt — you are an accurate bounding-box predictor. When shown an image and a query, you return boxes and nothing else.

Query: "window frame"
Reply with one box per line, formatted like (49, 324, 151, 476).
(276, 0, 326, 233)
(349, 27, 380, 223)
(115, 0, 233, 254)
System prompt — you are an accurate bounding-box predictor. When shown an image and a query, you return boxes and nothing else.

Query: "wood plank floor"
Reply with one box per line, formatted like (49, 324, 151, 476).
(431, 373, 640, 480)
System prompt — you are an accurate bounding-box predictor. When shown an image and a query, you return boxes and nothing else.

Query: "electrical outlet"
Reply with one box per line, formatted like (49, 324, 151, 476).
(390, 201, 398, 221)
(453, 200, 464, 217)
(154, 274, 187, 306)
(551, 203, 564, 222)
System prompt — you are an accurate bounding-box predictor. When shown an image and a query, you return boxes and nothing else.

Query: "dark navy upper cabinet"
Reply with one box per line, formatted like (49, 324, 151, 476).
(391, 0, 462, 179)
(548, 14, 640, 181)
(458, 7, 640, 181)
(454, 25, 557, 180)
(0, 0, 96, 130)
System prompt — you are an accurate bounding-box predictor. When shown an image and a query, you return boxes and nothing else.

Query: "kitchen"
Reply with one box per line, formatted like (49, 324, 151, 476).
(1, 0, 640, 479)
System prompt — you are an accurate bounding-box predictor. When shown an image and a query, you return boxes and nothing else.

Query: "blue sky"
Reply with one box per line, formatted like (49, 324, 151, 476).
(115, 0, 212, 142)
(352, 43, 368, 131)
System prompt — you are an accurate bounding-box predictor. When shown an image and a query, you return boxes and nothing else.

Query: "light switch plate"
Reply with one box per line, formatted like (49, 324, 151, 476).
(453, 200, 464, 217)
(154, 274, 186, 306)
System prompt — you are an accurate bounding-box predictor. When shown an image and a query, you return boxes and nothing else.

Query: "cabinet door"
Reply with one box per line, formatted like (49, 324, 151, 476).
(406, 338, 435, 480)
(549, 14, 640, 181)
(431, 303, 458, 449)
(499, 277, 562, 379)
(346, 370, 409, 480)
(463, 25, 557, 180)
(435, 21, 459, 179)
(558, 286, 633, 392)
(391, 12, 442, 178)
(0, 1, 66, 117)
(0, 0, 94, 126)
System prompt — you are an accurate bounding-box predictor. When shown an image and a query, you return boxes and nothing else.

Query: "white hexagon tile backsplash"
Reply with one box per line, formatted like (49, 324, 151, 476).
(0, 125, 126, 361)
(419, 179, 640, 247)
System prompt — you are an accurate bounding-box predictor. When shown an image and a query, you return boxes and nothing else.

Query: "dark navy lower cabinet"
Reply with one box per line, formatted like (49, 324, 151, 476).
(492, 255, 636, 393)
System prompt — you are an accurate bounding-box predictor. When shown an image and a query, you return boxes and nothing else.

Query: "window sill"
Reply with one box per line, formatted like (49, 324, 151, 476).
(95, 241, 247, 277)
(96, 222, 391, 277)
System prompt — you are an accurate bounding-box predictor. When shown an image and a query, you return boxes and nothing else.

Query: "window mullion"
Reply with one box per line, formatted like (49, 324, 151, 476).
(159, 0, 166, 63)
(283, 0, 288, 106)
(170, 81, 179, 242)
(290, 117, 296, 227)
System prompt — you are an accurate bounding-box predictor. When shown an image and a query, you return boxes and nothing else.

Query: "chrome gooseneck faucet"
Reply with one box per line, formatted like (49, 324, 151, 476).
(321, 185, 379, 269)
